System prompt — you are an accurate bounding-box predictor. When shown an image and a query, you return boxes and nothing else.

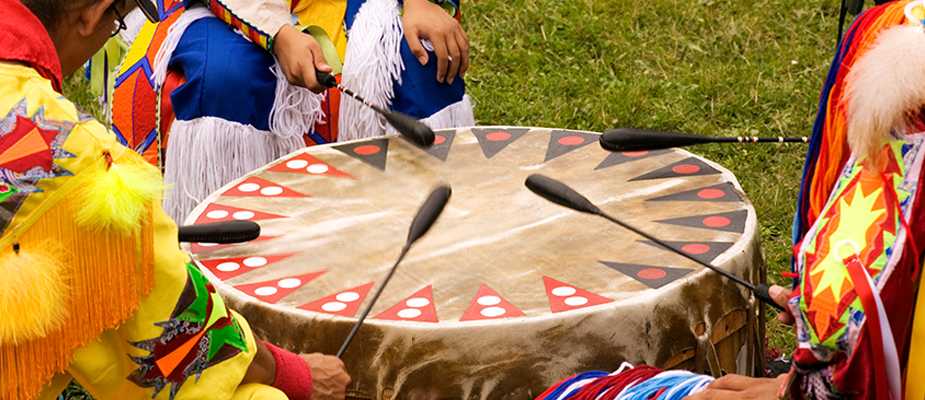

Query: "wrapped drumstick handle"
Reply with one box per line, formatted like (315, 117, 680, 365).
(316, 71, 435, 148)
(178, 220, 260, 244)
(600, 128, 808, 152)
(524, 174, 784, 312)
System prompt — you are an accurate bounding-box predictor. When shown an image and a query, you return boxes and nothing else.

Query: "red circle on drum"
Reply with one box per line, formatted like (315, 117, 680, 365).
(623, 151, 649, 158)
(703, 216, 732, 228)
(486, 131, 512, 141)
(681, 243, 711, 255)
(354, 145, 381, 156)
(697, 188, 726, 199)
(637, 268, 667, 280)
(672, 164, 701, 174)
(558, 136, 585, 146)
(434, 135, 447, 145)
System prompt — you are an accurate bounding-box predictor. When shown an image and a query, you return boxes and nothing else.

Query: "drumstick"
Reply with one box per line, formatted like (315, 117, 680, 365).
(599, 128, 808, 152)
(336, 185, 453, 358)
(177, 220, 261, 244)
(316, 71, 436, 148)
(524, 174, 785, 312)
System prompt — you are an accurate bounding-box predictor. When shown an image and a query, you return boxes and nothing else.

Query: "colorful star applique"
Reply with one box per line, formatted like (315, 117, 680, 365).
(129, 263, 248, 399)
(0, 100, 75, 233)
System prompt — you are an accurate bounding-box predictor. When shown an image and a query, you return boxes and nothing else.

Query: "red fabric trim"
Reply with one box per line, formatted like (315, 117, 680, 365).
(0, 0, 63, 91)
(844, 256, 891, 400)
(264, 342, 313, 400)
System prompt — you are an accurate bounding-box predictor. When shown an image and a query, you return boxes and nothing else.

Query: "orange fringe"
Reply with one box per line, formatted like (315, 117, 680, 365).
(0, 203, 154, 400)
(808, 1, 909, 222)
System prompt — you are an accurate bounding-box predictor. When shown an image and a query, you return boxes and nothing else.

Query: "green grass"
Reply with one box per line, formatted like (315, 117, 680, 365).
(463, 0, 841, 353)
(57, 1, 842, 391)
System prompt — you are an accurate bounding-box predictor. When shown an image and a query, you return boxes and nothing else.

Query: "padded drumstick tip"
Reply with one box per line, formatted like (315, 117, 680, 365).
(178, 220, 261, 244)
(600, 128, 714, 152)
(525, 174, 600, 215)
(406, 185, 452, 245)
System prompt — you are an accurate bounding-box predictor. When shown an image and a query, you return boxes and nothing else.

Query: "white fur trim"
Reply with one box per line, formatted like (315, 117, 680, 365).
(338, 0, 404, 142)
(151, 7, 215, 89)
(268, 64, 326, 139)
(163, 117, 304, 222)
(846, 25, 925, 162)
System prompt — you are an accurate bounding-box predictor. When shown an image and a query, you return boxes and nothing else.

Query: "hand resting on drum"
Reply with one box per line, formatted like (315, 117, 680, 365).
(243, 341, 351, 400)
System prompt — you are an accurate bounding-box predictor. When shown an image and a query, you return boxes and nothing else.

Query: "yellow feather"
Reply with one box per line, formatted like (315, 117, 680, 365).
(0, 244, 69, 345)
(74, 151, 164, 233)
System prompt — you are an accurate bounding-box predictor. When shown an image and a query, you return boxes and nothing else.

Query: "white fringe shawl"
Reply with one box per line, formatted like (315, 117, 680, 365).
(392, 94, 476, 134)
(338, 0, 405, 141)
(268, 65, 326, 138)
(151, 7, 214, 89)
(163, 117, 304, 223)
(846, 24, 925, 163)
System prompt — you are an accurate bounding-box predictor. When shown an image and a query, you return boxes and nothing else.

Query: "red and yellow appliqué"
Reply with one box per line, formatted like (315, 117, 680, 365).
(796, 140, 917, 352)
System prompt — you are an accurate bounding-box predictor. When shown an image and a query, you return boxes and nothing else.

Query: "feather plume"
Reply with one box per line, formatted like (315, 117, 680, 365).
(846, 25, 925, 166)
(74, 150, 163, 233)
(0, 244, 68, 345)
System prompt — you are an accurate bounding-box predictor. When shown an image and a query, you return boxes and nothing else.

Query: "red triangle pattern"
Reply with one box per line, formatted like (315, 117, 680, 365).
(197, 253, 296, 281)
(542, 276, 613, 313)
(195, 204, 286, 224)
(299, 282, 375, 317)
(223, 176, 307, 198)
(374, 285, 438, 323)
(268, 152, 353, 179)
(460, 284, 525, 321)
(235, 270, 326, 304)
(189, 235, 277, 254)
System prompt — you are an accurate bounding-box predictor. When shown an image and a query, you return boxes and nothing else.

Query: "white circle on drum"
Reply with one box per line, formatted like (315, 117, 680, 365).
(564, 296, 588, 306)
(336, 291, 361, 302)
(397, 308, 422, 319)
(233, 211, 255, 220)
(216, 262, 240, 272)
(261, 186, 284, 196)
(477, 295, 501, 306)
(206, 210, 229, 219)
(286, 159, 309, 169)
(480, 306, 507, 318)
(551, 286, 577, 297)
(277, 278, 301, 289)
(322, 302, 348, 312)
(243, 257, 268, 268)
(405, 297, 430, 308)
(307, 164, 329, 174)
(238, 183, 261, 192)
(254, 286, 278, 297)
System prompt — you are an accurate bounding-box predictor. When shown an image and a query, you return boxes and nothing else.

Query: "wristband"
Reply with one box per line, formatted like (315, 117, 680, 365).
(263, 341, 313, 400)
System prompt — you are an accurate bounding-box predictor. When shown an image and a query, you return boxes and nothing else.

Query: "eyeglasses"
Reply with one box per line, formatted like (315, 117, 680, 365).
(109, 5, 128, 38)
(132, 0, 161, 23)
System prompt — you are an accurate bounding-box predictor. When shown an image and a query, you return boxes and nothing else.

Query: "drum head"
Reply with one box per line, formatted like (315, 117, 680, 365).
(186, 126, 760, 398)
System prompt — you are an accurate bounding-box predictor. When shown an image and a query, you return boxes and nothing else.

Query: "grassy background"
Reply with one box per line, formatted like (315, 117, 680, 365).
(58, 1, 842, 394)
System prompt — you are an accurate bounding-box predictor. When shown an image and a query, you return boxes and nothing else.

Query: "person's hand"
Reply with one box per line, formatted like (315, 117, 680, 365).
(272, 25, 332, 93)
(402, 0, 469, 84)
(301, 353, 351, 400)
(684, 374, 789, 400)
(769, 284, 795, 325)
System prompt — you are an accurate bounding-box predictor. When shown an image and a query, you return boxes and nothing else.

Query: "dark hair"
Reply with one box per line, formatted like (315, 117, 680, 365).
(20, 0, 97, 31)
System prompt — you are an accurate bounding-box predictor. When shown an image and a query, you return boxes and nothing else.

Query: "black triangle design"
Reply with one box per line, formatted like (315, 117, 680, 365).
(599, 261, 693, 289)
(628, 157, 720, 181)
(637, 240, 734, 264)
(471, 128, 530, 159)
(544, 130, 598, 162)
(426, 129, 456, 161)
(656, 209, 748, 233)
(334, 138, 390, 171)
(595, 149, 670, 170)
(648, 183, 741, 203)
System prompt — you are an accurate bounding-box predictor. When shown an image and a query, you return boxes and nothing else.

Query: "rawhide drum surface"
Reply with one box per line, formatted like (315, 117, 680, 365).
(185, 126, 765, 400)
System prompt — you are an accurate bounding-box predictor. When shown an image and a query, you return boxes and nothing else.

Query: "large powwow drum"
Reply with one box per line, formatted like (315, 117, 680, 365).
(185, 126, 766, 399)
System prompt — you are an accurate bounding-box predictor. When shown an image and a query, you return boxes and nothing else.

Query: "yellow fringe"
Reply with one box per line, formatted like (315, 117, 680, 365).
(0, 202, 154, 400)
(74, 150, 163, 234)
(0, 243, 70, 345)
